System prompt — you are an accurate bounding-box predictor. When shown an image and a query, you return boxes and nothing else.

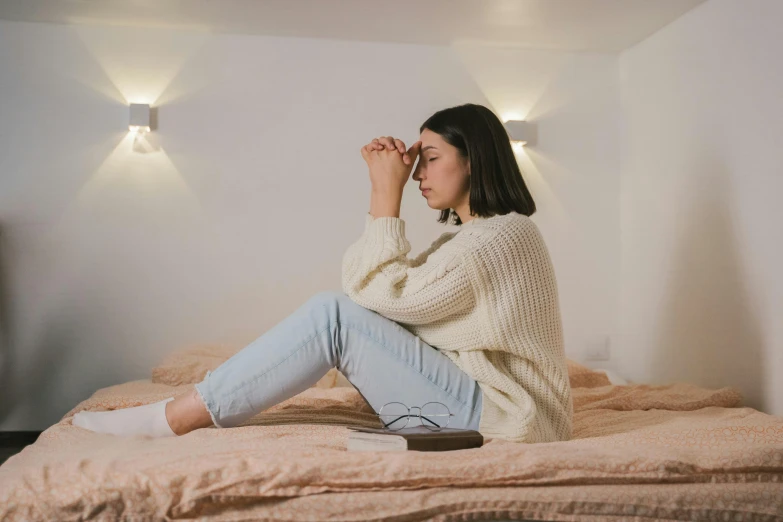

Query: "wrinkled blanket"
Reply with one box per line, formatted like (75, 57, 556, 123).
(1, 377, 782, 521)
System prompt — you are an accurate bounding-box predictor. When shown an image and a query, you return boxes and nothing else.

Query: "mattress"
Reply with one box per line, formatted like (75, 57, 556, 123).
(1, 361, 781, 521)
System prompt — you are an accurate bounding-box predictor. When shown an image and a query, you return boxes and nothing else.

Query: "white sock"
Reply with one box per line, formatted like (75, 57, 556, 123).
(72, 398, 177, 437)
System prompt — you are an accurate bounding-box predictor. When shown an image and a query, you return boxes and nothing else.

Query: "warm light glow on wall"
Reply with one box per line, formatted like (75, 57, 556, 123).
(502, 112, 525, 123)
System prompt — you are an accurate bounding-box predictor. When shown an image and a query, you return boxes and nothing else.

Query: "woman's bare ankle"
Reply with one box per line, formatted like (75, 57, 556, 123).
(165, 388, 215, 435)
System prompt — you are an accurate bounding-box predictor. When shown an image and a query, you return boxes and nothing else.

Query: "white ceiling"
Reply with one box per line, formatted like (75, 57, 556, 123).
(0, 0, 707, 52)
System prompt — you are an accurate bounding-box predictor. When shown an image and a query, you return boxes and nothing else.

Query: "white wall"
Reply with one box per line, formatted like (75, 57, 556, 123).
(615, 0, 783, 415)
(0, 21, 622, 430)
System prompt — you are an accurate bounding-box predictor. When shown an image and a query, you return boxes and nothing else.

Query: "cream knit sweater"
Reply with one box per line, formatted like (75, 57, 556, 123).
(341, 211, 573, 443)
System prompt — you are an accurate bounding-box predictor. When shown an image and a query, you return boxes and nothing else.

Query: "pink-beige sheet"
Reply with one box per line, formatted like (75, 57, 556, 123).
(1, 365, 782, 521)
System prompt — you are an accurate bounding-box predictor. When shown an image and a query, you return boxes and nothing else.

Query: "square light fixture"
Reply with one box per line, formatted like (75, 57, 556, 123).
(504, 120, 536, 146)
(129, 103, 151, 132)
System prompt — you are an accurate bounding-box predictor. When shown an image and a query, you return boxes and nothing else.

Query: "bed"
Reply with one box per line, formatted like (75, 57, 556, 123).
(1, 344, 781, 521)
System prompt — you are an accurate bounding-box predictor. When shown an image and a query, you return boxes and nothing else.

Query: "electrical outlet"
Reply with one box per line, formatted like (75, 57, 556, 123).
(584, 335, 611, 361)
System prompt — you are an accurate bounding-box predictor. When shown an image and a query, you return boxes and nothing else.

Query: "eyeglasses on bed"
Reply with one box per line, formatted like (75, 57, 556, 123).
(374, 401, 453, 431)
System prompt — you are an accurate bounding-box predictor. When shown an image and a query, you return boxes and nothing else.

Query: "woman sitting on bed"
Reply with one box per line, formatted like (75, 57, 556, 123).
(73, 103, 573, 444)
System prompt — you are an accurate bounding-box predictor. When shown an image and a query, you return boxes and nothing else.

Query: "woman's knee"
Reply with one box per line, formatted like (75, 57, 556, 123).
(304, 290, 373, 322)
(303, 290, 354, 314)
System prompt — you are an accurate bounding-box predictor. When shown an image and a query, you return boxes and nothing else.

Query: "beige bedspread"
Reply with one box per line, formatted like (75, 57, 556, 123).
(1, 370, 782, 520)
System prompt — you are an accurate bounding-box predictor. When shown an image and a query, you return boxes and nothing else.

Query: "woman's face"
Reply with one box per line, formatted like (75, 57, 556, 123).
(412, 129, 470, 211)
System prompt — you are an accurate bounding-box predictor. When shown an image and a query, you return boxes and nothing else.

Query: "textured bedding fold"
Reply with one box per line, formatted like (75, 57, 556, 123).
(1, 375, 782, 521)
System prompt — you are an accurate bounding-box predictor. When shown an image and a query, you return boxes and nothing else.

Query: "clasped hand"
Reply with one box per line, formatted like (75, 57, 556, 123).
(361, 136, 422, 196)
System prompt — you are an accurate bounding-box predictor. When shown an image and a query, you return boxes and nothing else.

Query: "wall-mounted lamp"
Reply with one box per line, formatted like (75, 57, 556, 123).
(504, 120, 537, 146)
(129, 103, 151, 133)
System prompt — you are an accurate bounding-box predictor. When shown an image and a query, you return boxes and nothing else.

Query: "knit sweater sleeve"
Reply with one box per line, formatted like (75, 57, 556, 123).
(341, 213, 473, 325)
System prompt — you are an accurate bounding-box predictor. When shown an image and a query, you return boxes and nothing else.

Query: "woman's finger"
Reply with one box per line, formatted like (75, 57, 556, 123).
(363, 142, 381, 157)
(393, 138, 406, 155)
(381, 136, 393, 150)
(372, 138, 385, 150)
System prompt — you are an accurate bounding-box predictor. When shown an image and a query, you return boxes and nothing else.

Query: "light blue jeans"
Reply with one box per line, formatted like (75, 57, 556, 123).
(194, 290, 483, 431)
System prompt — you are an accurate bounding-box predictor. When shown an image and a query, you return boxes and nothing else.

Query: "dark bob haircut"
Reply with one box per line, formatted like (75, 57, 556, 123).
(419, 103, 536, 226)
